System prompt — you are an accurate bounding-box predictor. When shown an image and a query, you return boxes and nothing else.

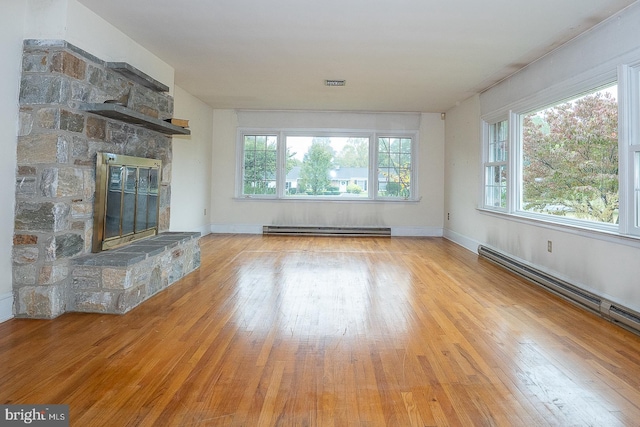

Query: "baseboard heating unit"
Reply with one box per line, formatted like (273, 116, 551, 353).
(263, 226, 391, 237)
(478, 245, 640, 336)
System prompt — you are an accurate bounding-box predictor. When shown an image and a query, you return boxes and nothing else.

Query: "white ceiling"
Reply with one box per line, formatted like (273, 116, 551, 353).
(78, 0, 637, 113)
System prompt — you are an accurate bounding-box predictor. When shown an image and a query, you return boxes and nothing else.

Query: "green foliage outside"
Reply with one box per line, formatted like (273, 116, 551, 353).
(299, 139, 334, 195)
(378, 137, 411, 198)
(346, 183, 362, 194)
(243, 135, 276, 195)
(522, 88, 619, 223)
(334, 138, 369, 167)
(244, 135, 299, 195)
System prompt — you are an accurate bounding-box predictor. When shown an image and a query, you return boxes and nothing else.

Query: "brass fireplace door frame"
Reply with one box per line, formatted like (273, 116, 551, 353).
(93, 152, 162, 252)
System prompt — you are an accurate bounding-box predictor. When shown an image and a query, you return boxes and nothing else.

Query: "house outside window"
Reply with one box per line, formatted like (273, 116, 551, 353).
(285, 136, 370, 197)
(238, 130, 417, 201)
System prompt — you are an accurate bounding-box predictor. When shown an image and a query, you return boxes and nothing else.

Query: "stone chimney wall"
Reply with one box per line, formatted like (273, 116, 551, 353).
(13, 40, 175, 318)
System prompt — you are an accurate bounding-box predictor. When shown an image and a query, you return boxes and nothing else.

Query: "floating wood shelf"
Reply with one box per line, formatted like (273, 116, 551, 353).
(80, 103, 191, 135)
(106, 62, 169, 92)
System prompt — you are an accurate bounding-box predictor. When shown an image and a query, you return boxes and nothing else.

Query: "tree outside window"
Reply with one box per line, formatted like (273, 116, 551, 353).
(378, 137, 412, 198)
(239, 132, 417, 200)
(521, 85, 618, 224)
(299, 139, 334, 195)
(243, 135, 277, 195)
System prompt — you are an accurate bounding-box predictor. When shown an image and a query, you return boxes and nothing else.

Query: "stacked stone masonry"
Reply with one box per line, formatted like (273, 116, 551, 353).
(71, 233, 200, 314)
(13, 40, 198, 318)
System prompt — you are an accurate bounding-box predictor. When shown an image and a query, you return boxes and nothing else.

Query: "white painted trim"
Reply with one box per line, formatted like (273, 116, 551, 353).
(0, 292, 14, 323)
(444, 229, 640, 317)
(210, 224, 263, 234)
(175, 224, 211, 237)
(443, 228, 481, 254)
(391, 226, 442, 237)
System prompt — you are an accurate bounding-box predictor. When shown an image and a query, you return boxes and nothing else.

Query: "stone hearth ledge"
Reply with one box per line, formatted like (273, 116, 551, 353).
(70, 232, 201, 314)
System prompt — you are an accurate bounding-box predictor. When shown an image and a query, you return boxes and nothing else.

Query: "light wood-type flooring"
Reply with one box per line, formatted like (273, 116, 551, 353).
(2, 234, 640, 426)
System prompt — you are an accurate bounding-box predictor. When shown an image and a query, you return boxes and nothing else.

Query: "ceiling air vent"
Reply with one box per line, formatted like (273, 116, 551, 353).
(325, 79, 346, 87)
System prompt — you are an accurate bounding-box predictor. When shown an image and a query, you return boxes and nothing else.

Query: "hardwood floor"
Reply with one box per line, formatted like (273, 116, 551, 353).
(2, 234, 640, 426)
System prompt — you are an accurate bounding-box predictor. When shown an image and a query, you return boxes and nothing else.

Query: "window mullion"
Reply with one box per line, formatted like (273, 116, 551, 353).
(276, 131, 285, 198)
(619, 64, 640, 236)
(508, 111, 519, 214)
(370, 133, 377, 199)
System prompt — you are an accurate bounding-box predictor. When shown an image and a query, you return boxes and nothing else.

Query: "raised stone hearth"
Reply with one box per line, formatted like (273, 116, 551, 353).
(71, 232, 200, 314)
(13, 40, 199, 318)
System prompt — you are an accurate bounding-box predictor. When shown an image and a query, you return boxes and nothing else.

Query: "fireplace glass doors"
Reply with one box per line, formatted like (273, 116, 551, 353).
(93, 153, 162, 252)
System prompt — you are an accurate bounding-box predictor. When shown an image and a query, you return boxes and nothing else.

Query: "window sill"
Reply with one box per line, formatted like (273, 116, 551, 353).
(477, 207, 640, 249)
(235, 196, 422, 204)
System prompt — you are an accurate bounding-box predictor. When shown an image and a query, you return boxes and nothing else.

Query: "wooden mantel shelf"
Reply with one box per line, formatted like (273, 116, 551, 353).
(79, 103, 191, 135)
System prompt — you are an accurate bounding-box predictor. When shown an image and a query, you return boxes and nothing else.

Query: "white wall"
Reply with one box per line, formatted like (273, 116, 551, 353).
(24, 0, 174, 91)
(170, 86, 213, 236)
(210, 110, 445, 235)
(443, 95, 482, 251)
(444, 3, 640, 313)
(0, 1, 29, 322)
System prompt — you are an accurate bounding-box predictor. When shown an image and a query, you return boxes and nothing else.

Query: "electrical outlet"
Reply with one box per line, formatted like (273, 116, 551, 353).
(547, 240, 553, 253)
(447, 212, 450, 220)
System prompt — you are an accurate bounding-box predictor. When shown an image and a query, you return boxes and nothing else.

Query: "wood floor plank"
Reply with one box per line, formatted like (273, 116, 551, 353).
(2, 234, 640, 426)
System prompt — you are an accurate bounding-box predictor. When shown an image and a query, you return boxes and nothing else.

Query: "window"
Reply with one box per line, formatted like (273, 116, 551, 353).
(242, 135, 277, 196)
(285, 136, 370, 197)
(520, 85, 618, 225)
(378, 137, 413, 199)
(483, 120, 508, 209)
(622, 63, 640, 236)
(635, 152, 640, 228)
(238, 130, 417, 201)
(482, 83, 623, 231)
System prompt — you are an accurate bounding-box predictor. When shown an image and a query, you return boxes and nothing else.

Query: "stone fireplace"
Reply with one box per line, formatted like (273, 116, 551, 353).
(13, 40, 201, 318)
(93, 152, 162, 252)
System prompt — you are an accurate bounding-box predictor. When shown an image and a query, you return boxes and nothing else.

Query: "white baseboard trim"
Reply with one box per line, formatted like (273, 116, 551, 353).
(0, 291, 13, 323)
(443, 228, 481, 254)
(170, 224, 212, 237)
(391, 226, 443, 237)
(195, 224, 212, 237)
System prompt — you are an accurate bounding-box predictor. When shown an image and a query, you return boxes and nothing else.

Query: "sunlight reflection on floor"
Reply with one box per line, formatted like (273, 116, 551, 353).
(232, 250, 413, 338)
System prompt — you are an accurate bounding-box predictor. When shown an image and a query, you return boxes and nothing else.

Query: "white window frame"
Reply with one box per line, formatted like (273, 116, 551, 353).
(236, 128, 419, 202)
(481, 116, 510, 211)
(480, 72, 640, 238)
(236, 131, 280, 199)
(514, 81, 620, 232)
(619, 63, 640, 237)
(375, 134, 418, 201)
(281, 131, 372, 200)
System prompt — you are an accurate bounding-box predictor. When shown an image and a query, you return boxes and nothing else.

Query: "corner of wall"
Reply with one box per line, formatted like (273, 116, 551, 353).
(0, 292, 14, 323)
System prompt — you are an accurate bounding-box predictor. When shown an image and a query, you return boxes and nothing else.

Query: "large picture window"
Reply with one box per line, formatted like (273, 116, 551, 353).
(521, 85, 618, 225)
(482, 82, 626, 233)
(285, 136, 370, 197)
(238, 130, 417, 201)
